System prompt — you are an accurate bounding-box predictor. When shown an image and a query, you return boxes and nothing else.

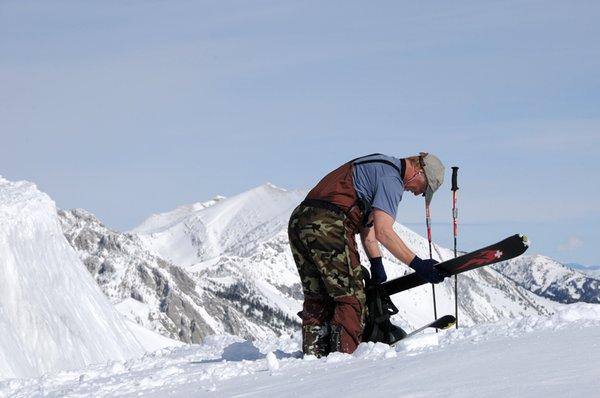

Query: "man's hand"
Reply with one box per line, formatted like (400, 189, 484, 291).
(409, 257, 449, 284)
(369, 257, 387, 284)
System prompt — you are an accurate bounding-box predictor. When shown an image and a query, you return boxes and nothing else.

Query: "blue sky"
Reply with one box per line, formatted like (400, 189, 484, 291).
(1, 1, 599, 264)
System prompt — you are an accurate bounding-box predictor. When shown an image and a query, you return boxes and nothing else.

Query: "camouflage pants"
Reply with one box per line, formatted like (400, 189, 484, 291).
(288, 204, 366, 356)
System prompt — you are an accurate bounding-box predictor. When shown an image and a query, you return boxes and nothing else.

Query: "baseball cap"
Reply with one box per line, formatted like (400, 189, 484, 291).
(420, 152, 445, 206)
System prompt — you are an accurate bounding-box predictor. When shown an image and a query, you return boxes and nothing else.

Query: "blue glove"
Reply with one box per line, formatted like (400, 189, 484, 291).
(369, 257, 387, 284)
(409, 256, 449, 284)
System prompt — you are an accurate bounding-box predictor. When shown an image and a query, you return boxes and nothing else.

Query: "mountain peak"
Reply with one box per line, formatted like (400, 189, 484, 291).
(262, 181, 287, 191)
(130, 196, 226, 234)
(132, 183, 305, 266)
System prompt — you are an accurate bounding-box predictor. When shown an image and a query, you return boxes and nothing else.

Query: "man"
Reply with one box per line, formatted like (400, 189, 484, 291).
(288, 152, 447, 357)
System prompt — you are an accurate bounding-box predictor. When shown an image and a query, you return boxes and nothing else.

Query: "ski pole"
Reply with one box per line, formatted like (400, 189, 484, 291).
(451, 166, 459, 328)
(425, 202, 438, 331)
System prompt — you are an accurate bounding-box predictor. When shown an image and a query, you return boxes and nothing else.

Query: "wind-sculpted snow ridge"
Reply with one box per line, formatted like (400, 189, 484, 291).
(132, 183, 306, 267)
(493, 254, 600, 304)
(0, 178, 144, 379)
(3, 304, 599, 397)
(130, 197, 226, 235)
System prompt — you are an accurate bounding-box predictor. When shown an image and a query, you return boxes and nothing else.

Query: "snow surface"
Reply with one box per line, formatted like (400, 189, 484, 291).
(2, 303, 599, 397)
(0, 178, 144, 379)
(123, 320, 184, 352)
(132, 183, 305, 267)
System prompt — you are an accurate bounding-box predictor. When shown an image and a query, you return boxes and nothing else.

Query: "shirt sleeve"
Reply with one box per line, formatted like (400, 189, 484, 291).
(371, 175, 404, 218)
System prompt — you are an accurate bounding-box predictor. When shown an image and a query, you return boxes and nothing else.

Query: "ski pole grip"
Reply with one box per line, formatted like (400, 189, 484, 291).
(451, 166, 459, 191)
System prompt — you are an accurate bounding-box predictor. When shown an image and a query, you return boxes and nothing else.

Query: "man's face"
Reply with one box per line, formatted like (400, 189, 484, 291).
(404, 170, 428, 196)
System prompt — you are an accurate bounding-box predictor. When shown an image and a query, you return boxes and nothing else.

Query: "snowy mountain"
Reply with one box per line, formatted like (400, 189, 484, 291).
(131, 183, 307, 266)
(2, 176, 598, 396)
(493, 255, 600, 304)
(0, 177, 144, 379)
(565, 262, 600, 278)
(59, 208, 300, 344)
(56, 182, 569, 346)
(131, 185, 559, 329)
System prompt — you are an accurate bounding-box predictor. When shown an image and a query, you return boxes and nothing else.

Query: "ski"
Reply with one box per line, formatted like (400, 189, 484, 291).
(383, 234, 529, 296)
(391, 315, 456, 346)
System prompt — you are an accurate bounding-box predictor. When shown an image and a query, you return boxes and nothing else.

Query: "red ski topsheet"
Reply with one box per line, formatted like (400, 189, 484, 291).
(382, 234, 529, 296)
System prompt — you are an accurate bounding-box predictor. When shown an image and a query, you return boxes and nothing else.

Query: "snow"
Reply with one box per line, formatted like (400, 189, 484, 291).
(130, 197, 225, 235)
(496, 254, 600, 304)
(565, 263, 600, 278)
(0, 178, 144, 379)
(132, 183, 305, 267)
(123, 320, 184, 352)
(3, 176, 599, 396)
(1, 176, 600, 396)
(2, 303, 598, 397)
(60, 181, 573, 344)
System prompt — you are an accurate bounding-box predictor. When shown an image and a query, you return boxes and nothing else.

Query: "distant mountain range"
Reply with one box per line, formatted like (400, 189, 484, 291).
(493, 256, 600, 304)
(59, 184, 307, 344)
(59, 183, 600, 343)
(565, 262, 600, 278)
(3, 173, 599, 378)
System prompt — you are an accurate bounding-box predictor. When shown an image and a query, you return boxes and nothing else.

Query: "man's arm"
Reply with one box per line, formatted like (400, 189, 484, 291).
(360, 224, 381, 259)
(372, 209, 417, 265)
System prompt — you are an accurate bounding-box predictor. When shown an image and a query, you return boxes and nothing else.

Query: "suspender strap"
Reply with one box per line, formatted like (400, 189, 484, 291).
(353, 154, 406, 180)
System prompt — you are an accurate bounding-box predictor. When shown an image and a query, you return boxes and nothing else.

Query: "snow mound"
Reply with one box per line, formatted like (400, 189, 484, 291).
(0, 178, 144, 379)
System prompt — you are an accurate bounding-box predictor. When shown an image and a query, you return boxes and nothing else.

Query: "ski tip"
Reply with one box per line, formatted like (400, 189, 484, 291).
(436, 315, 457, 330)
(441, 321, 456, 330)
(519, 234, 530, 247)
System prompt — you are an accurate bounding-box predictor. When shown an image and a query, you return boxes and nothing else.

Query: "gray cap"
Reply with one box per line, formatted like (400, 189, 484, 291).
(421, 152, 445, 206)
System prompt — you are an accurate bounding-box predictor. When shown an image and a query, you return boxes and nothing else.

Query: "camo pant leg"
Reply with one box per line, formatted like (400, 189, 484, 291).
(288, 204, 365, 355)
(288, 205, 334, 356)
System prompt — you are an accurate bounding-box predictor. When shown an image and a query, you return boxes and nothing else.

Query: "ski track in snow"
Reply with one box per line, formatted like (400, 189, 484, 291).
(2, 304, 599, 397)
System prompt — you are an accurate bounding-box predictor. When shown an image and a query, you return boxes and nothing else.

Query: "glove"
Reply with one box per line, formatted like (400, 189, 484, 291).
(409, 256, 449, 284)
(369, 257, 387, 284)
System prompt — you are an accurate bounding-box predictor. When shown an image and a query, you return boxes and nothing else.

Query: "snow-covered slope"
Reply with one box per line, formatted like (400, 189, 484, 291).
(0, 177, 144, 379)
(494, 255, 600, 304)
(59, 208, 301, 344)
(3, 303, 599, 397)
(566, 263, 600, 278)
(132, 197, 224, 235)
(2, 178, 598, 395)
(56, 182, 591, 346)
(132, 183, 306, 267)
(61, 182, 559, 345)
